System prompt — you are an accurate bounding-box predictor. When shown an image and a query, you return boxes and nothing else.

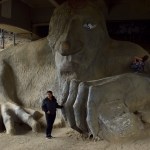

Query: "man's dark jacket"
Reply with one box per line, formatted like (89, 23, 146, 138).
(42, 96, 62, 114)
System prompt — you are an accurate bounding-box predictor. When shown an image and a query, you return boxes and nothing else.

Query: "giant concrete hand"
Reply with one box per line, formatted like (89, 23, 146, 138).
(61, 73, 150, 141)
(0, 102, 40, 134)
(0, 39, 53, 134)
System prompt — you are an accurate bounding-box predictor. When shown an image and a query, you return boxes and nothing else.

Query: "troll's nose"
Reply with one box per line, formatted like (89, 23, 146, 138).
(62, 41, 70, 51)
(60, 41, 71, 56)
(59, 40, 83, 56)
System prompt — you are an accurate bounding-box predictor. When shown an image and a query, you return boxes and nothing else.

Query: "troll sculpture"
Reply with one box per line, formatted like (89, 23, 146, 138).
(0, 0, 150, 141)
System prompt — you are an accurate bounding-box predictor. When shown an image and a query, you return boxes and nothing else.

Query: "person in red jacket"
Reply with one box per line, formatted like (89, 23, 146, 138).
(42, 91, 63, 139)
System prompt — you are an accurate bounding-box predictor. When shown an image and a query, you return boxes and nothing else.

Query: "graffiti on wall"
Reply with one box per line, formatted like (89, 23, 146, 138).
(107, 20, 150, 43)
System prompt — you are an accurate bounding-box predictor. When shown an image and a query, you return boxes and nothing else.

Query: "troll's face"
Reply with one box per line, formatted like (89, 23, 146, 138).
(48, 1, 108, 79)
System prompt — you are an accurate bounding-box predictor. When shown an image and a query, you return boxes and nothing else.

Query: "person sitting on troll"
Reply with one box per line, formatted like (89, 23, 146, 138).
(131, 55, 149, 72)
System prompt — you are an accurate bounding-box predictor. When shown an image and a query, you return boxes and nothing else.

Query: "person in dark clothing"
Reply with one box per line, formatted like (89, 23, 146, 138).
(42, 91, 63, 139)
(130, 55, 149, 72)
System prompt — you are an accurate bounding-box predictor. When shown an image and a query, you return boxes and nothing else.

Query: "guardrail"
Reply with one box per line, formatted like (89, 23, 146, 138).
(0, 28, 16, 49)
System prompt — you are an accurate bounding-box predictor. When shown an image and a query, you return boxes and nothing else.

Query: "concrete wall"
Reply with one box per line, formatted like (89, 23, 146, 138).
(0, 0, 150, 36)
(0, 0, 31, 32)
(108, 0, 150, 20)
(31, 7, 53, 25)
(1, 0, 12, 18)
(0, 0, 54, 35)
(11, 0, 31, 31)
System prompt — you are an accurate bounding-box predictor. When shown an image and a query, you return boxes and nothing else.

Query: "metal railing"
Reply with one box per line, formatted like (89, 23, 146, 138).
(0, 28, 16, 49)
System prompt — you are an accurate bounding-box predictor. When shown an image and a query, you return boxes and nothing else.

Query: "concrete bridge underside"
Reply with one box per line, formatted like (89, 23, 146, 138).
(0, 0, 64, 38)
(0, 0, 150, 39)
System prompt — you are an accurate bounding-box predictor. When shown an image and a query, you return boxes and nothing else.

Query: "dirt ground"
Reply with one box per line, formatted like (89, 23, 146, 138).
(1, 125, 150, 150)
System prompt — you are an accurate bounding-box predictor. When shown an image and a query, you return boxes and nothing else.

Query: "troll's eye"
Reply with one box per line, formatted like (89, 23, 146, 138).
(83, 23, 97, 30)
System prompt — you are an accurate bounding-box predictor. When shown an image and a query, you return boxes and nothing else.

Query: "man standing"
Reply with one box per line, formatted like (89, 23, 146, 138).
(42, 91, 63, 139)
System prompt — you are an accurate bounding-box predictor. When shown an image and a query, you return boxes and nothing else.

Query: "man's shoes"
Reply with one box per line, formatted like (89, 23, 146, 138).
(46, 135, 55, 139)
(46, 136, 51, 139)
